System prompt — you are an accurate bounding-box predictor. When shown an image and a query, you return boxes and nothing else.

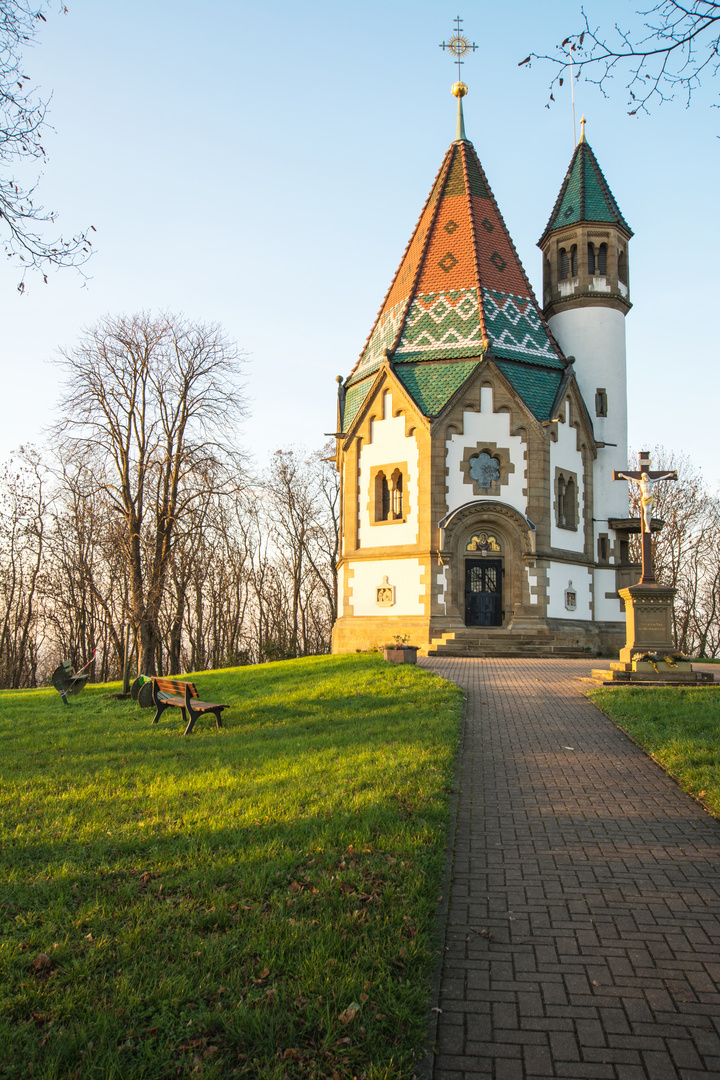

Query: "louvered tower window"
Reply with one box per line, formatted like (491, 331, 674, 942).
(618, 249, 627, 283)
(598, 243, 608, 275)
(559, 248, 569, 280)
(570, 244, 578, 277)
(587, 242, 596, 274)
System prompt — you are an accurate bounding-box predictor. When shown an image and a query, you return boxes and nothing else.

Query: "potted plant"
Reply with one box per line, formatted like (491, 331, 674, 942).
(383, 634, 418, 665)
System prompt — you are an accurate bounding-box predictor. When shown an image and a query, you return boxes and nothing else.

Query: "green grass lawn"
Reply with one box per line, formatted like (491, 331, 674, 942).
(0, 654, 463, 1080)
(590, 686, 720, 818)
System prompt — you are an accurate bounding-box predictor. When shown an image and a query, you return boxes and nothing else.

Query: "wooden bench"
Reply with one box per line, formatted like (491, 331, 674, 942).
(150, 677, 228, 736)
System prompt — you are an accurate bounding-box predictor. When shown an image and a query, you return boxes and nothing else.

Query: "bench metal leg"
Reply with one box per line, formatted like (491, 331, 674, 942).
(152, 700, 168, 724)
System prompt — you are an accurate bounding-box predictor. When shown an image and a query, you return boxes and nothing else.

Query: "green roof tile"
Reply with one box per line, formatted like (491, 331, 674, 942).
(495, 361, 563, 421)
(342, 376, 375, 431)
(541, 139, 632, 240)
(394, 360, 481, 416)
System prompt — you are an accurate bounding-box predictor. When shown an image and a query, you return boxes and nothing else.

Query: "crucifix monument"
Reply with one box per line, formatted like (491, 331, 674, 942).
(612, 451, 677, 585)
(592, 453, 709, 682)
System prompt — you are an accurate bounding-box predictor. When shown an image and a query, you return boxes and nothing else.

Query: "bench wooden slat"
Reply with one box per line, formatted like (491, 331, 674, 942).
(149, 676, 228, 735)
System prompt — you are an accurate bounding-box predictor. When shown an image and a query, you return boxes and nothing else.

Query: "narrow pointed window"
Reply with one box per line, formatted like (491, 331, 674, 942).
(618, 249, 627, 284)
(587, 242, 596, 274)
(598, 242, 607, 275)
(559, 248, 569, 280)
(565, 477, 577, 528)
(557, 475, 566, 527)
(570, 244, 578, 277)
(391, 470, 403, 519)
(375, 470, 390, 521)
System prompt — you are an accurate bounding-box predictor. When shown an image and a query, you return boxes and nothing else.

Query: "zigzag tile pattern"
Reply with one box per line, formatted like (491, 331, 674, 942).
(395, 288, 484, 360)
(482, 289, 563, 368)
(355, 298, 407, 374)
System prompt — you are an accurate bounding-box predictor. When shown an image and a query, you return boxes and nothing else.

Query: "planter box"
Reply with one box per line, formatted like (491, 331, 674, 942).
(383, 645, 418, 665)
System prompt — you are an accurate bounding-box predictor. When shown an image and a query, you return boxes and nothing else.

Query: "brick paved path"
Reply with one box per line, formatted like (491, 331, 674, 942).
(419, 658, 720, 1080)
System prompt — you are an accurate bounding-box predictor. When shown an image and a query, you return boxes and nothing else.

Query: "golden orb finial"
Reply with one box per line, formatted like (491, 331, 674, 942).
(452, 81, 468, 98)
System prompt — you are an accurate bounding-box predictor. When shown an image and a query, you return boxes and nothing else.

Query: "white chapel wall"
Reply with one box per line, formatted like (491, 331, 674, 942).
(549, 308, 630, 541)
(357, 390, 420, 547)
(347, 558, 425, 617)
(546, 562, 593, 621)
(445, 386, 526, 514)
(550, 402, 585, 554)
(594, 567, 623, 623)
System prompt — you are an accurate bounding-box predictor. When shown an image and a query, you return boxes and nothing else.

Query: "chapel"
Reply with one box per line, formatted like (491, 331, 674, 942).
(331, 83, 635, 657)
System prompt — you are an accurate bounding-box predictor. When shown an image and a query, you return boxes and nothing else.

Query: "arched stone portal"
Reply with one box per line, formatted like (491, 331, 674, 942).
(439, 501, 541, 629)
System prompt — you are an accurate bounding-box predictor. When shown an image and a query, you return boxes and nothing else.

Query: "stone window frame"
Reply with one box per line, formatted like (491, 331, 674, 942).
(595, 387, 608, 417)
(369, 461, 409, 526)
(555, 467, 579, 531)
(460, 441, 515, 497)
(597, 533, 611, 563)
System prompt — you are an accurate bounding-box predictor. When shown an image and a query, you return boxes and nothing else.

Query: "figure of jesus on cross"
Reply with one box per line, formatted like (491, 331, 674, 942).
(613, 451, 677, 584)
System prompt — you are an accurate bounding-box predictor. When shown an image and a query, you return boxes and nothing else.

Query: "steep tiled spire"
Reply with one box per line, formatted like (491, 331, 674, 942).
(539, 138, 632, 244)
(343, 134, 566, 430)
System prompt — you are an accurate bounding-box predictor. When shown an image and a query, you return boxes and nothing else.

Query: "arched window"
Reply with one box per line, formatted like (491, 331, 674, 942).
(390, 469, 403, 519)
(543, 257, 551, 294)
(565, 477, 577, 528)
(570, 244, 578, 277)
(597, 242, 608, 275)
(587, 242, 596, 275)
(618, 249, 627, 284)
(559, 248, 569, 280)
(374, 466, 406, 523)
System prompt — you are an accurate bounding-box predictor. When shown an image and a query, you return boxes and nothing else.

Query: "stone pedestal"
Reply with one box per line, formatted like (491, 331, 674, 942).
(618, 582, 675, 662)
(591, 582, 712, 684)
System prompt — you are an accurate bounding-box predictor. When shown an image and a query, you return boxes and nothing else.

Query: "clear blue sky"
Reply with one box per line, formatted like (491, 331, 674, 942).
(2, 0, 718, 487)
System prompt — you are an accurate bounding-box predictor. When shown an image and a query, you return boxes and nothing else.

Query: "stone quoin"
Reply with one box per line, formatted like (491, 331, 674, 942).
(331, 82, 637, 657)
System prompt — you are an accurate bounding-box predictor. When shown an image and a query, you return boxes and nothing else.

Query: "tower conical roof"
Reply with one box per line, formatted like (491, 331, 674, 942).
(343, 137, 566, 430)
(539, 137, 632, 244)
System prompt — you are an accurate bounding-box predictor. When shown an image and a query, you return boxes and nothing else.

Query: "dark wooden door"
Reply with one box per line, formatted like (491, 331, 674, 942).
(465, 559, 502, 627)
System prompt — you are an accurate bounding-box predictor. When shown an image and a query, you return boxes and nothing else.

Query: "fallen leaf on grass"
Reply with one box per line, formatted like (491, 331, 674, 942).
(335, 1037, 351, 1046)
(339, 1002, 361, 1024)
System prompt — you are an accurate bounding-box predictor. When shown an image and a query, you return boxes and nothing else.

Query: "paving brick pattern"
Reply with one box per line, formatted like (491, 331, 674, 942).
(420, 658, 720, 1080)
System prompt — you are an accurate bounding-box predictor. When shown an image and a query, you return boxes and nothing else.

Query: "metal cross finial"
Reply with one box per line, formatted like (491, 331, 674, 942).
(440, 15, 478, 82)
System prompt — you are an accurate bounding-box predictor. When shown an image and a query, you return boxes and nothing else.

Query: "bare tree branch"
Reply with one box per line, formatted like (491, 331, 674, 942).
(520, 2, 720, 118)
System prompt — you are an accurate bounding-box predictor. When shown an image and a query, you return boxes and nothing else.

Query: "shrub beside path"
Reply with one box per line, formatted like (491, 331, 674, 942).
(418, 657, 720, 1080)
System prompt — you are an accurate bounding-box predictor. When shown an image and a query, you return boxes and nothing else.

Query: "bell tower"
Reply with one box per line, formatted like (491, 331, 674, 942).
(538, 119, 634, 620)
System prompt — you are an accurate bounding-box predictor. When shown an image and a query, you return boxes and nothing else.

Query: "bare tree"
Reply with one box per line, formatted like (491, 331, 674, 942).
(520, 2, 720, 118)
(263, 446, 339, 658)
(55, 312, 247, 675)
(0, 1, 93, 287)
(0, 446, 47, 686)
(627, 445, 720, 655)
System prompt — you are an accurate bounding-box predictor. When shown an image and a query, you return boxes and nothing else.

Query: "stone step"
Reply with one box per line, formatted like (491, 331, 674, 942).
(428, 644, 593, 659)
